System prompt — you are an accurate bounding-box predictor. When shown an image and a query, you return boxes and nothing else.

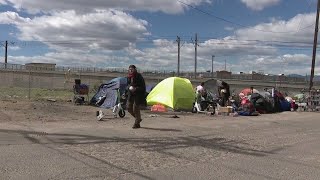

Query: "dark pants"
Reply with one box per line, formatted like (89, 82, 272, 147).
(127, 100, 142, 124)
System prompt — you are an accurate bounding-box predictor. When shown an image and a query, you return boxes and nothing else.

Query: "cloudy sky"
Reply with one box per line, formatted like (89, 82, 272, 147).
(0, 0, 320, 75)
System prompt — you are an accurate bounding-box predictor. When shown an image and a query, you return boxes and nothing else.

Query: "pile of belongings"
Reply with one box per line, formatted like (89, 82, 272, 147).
(237, 88, 295, 115)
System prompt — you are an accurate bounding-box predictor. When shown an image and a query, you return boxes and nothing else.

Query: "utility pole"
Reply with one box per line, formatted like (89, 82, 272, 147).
(194, 33, 198, 79)
(224, 59, 226, 71)
(176, 36, 181, 76)
(310, 0, 320, 90)
(212, 55, 215, 78)
(5, 40, 8, 69)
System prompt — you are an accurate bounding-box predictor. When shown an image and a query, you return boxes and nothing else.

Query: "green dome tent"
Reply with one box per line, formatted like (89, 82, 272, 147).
(146, 77, 195, 110)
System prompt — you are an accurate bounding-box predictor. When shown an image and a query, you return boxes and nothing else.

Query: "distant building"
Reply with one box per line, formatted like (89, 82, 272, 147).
(25, 63, 56, 71)
(216, 70, 231, 79)
(233, 73, 252, 80)
(252, 73, 264, 80)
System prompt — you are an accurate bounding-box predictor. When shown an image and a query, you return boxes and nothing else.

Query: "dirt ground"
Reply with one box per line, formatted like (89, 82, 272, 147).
(0, 99, 220, 125)
(0, 99, 317, 137)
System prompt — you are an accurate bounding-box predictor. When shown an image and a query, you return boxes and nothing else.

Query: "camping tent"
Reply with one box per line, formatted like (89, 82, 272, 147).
(90, 77, 127, 108)
(147, 77, 195, 110)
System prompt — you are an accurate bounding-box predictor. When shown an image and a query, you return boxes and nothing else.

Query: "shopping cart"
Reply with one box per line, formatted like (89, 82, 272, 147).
(96, 88, 126, 120)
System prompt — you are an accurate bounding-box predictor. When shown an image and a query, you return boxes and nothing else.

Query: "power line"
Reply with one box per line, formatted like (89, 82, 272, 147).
(177, 0, 316, 34)
(296, 0, 314, 33)
(3, 37, 319, 46)
(2, 37, 320, 52)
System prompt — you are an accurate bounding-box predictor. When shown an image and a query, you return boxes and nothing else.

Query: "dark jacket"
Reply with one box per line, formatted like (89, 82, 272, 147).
(127, 73, 146, 105)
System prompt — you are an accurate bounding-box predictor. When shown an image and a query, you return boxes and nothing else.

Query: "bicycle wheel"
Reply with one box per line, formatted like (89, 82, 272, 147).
(119, 109, 126, 118)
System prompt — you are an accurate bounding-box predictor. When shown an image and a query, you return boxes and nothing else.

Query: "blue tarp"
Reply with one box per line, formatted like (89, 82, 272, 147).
(280, 100, 291, 111)
(146, 84, 156, 93)
(90, 77, 127, 109)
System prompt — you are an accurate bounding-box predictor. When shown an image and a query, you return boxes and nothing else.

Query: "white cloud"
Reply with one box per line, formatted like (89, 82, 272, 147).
(1, 0, 317, 75)
(0, 0, 211, 14)
(241, 0, 281, 11)
(125, 12, 317, 73)
(235, 13, 315, 45)
(283, 54, 311, 66)
(128, 44, 314, 74)
(231, 54, 319, 75)
(6, 38, 318, 75)
(9, 46, 20, 50)
(224, 26, 234, 31)
(8, 50, 131, 67)
(222, 12, 318, 75)
(0, 10, 149, 51)
(126, 38, 278, 72)
(0, 11, 30, 24)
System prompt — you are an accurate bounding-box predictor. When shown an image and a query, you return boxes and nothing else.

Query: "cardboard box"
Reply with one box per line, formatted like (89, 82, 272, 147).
(219, 107, 233, 113)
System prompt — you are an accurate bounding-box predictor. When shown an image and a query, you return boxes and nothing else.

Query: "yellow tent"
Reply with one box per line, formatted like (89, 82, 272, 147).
(147, 77, 195, 110)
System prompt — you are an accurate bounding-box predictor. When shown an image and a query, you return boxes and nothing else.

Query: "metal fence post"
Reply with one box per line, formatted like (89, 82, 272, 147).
(28, 70, 31, 100)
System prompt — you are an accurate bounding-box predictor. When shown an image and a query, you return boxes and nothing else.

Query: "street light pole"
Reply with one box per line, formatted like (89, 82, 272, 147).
(278, 74, 284, 92)
(212, 55, 215, 78)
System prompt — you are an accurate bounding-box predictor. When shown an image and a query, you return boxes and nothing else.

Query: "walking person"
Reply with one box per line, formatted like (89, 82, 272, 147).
(126, 65, 146, 129)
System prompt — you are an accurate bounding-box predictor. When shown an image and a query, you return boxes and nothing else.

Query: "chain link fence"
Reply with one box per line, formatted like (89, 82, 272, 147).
(0, 62, 316, 102)
(0, 63, 109, 102)
(0, 63, 174, 102)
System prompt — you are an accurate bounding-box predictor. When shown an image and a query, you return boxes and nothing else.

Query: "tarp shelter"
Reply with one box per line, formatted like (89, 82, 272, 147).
(203, 79, 230, 98)
(147, 77, 195, 110)
(250, 93, 273, 113)
(240, 88, 259, 96)
(294, 93, 305, 103)
(146, 84, 156, 94)
(90, 77, 127, 108)
(203, 79, 219, 96)
(203, 79, 230, 106)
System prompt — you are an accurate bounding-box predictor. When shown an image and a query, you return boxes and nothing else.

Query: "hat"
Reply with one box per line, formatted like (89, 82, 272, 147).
(129, 65, 136, 69)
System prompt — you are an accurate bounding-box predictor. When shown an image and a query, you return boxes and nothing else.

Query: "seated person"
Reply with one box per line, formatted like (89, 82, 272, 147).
(196, 82, 207, 101)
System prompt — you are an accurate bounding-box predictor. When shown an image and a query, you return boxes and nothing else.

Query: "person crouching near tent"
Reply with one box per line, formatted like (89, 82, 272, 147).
(196, 82, 207, 100)
(126, 65, 146, 129)
(195, 82, 208, 110)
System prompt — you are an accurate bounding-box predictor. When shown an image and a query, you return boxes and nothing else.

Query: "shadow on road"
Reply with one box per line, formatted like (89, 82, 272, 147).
(140, 127, 182, 132)
(0, 128, 286, 179)
(0, 129, 280, 158)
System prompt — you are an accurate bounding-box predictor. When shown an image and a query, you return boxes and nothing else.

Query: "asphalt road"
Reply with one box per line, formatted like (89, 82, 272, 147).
(1, 108, 320, 180)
